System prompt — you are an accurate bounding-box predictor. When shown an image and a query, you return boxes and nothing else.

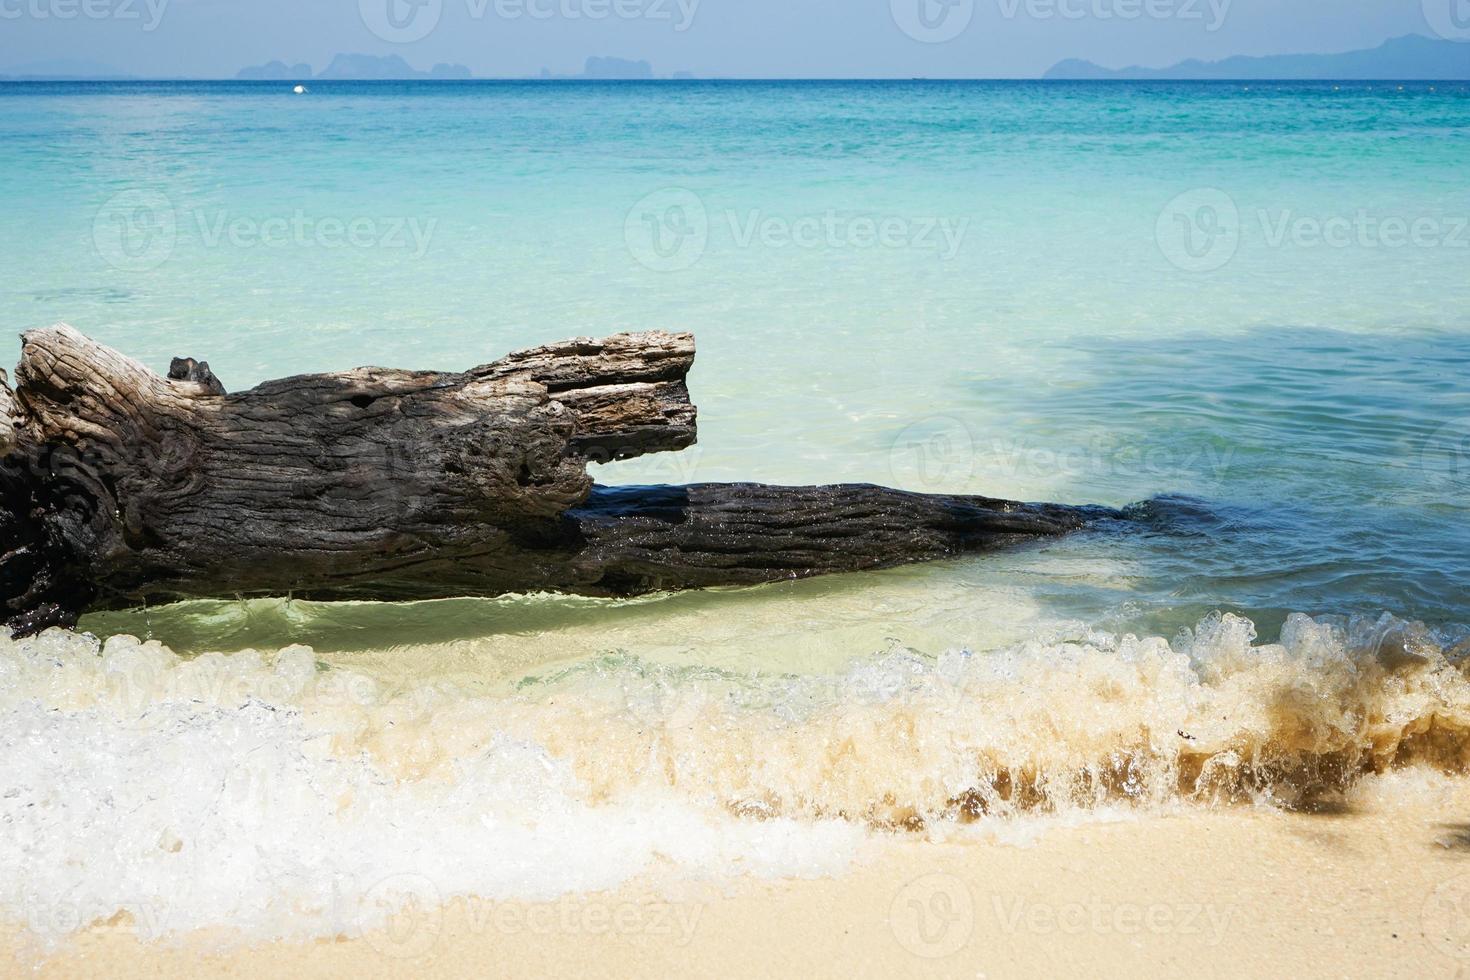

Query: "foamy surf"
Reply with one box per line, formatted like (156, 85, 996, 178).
(3, 611, 1469, 951)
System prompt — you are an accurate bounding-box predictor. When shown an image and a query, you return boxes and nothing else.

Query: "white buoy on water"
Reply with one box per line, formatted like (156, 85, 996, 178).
(293, 85, 307, 95)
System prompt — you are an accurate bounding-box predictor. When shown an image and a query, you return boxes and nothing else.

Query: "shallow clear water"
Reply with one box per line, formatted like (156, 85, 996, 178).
(2, 80, 1469, 947)
(3, 80, 1467, 650)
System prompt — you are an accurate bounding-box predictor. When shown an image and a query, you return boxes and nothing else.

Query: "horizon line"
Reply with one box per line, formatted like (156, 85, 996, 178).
(3, 76, 1469, 84)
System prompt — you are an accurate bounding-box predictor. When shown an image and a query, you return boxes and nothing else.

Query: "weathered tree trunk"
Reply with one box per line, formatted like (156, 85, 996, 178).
(0, 325, 1115, 636)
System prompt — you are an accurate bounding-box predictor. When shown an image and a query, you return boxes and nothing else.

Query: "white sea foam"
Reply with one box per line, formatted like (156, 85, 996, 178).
(2, 611, 1469, 949)
(0, 630, 863, 950)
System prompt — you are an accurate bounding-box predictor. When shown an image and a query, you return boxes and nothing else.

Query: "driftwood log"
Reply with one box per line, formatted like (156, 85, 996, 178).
(0, 325, 1116, 636)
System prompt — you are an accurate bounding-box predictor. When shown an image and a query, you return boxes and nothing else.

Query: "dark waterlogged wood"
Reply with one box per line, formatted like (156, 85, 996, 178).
(0, 325, 1114, 636)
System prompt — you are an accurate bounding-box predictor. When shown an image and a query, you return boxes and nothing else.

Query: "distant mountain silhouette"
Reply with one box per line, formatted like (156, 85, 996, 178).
(235, 54, 692, 82)
(583, 56, 653, 80)
(237, 60, 313, 81)
(236, 54, 472, 81)
(0, 59, 134, 80)
(317, 54, 471, 79)
(1046, 35, 1470, 80)
(540, 57, 656, 80)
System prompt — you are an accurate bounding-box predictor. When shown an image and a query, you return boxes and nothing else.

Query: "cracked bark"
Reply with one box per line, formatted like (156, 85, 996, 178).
(0, 325, 1115, 636)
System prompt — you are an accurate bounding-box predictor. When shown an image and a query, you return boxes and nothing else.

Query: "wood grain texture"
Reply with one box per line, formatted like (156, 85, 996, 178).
(0, 326, 1113, 635)
(0, 368, 15, 457)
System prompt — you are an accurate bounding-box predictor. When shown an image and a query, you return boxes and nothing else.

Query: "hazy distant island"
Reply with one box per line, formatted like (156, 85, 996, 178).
(235, 60, 315, 81)
(1046, 34, 1470, 81)
(541, 56, 653, 80)
(236, 54, 471, 81)
(13, 36, 1469, 83)
(0, 59, 135, 80)
(235, 54, 690, 82)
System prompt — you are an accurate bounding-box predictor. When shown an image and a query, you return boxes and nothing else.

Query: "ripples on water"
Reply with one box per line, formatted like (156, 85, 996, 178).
(0, 81, 1466, 948)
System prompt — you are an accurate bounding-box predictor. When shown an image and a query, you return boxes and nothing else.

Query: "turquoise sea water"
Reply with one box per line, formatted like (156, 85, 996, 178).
(4, 80, 1470, 949)
(3, 80, 1466, 643)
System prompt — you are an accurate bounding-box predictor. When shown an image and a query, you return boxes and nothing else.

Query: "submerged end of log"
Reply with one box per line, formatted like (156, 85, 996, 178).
(564, 483, 1119, 596)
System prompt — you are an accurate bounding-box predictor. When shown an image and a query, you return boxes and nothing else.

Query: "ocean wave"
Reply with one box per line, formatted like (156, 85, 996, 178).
(506, 610, 1470, 822)
(2, 611, 1469, 947)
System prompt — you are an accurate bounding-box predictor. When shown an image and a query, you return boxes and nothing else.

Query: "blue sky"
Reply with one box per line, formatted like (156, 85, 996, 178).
(0, 0, 1455, 78)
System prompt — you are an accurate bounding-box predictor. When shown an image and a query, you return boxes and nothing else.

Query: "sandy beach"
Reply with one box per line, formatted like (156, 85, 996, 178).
(4, 43, 1470, 980)
(14, 777, 1470, 979)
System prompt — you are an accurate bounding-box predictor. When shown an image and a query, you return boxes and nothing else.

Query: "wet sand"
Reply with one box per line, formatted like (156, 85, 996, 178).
(14, 784, 1470, 980)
